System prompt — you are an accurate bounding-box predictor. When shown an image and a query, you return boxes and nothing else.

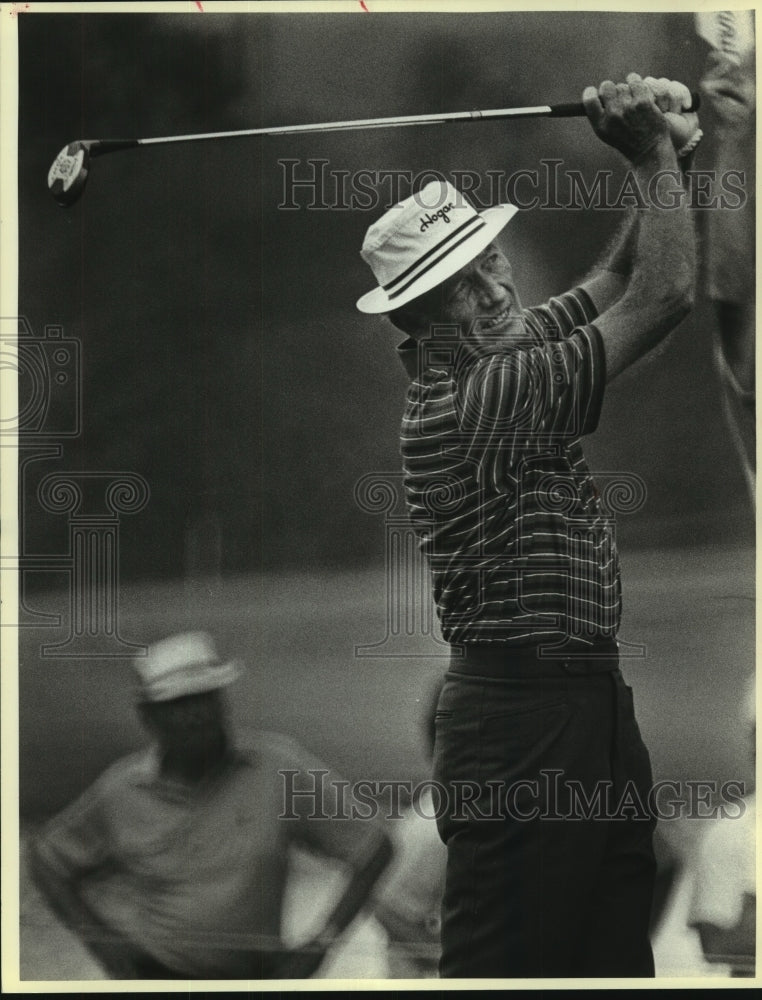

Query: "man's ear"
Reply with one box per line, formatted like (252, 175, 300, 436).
(136, 700, 155, 733)
(402, 310, 436, 339)
(386, 307, 418, 336)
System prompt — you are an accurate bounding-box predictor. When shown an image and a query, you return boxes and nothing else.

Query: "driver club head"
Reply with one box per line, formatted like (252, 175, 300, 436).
(47, 140, 94, 206)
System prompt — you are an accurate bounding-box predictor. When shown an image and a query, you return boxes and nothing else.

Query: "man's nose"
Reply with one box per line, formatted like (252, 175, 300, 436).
(475, 272, 507, 307)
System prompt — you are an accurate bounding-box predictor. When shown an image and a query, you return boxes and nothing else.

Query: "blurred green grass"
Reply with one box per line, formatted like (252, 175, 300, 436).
(17, 541, 754, 820)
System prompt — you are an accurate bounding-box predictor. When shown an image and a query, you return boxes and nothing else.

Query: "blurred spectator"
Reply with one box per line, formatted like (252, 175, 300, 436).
(28, 632, 392, 980)
(652, 675, 755, 977)
(686, 675, 756, 976)
(372, 680, 446, 978)
(698, 14, 756, 499)
(658, 19, 756, 977)
(674, 23, 756, 974)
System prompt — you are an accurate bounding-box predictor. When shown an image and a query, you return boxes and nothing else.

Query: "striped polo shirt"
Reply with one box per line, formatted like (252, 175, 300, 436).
(398, 287, 620, 649)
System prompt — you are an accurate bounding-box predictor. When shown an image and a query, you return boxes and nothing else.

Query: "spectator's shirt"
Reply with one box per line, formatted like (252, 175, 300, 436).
(398, 287, 620, 647)
(34, 730, 385, 978)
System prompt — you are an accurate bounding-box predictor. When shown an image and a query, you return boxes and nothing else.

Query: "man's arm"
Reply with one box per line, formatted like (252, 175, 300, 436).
(273, 833, 393, 979)
(580, 76, 700, 320)
(314, 833, 394, 944)
(27, 836, 141, 979)
(578, 211, 636, 315)
(702, 49, 756, 397)
(270, 735, 394, 978)
(582, 74, 696, 381)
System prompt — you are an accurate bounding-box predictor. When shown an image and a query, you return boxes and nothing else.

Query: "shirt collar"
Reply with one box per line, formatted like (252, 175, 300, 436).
(395, 336, 490, 382)
(138, 744, 253, 800)
(396, 338, 419, 380)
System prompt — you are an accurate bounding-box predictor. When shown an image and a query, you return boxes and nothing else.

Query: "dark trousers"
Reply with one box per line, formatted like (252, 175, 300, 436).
(433, 645, 657, 979)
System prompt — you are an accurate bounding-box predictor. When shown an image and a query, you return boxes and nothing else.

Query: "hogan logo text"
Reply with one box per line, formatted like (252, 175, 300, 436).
(420, 202, 456, 231)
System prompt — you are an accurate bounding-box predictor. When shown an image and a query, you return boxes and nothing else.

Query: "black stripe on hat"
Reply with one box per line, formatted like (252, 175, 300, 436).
(384, 214, 485, 292)
(387, 219, 487, 300)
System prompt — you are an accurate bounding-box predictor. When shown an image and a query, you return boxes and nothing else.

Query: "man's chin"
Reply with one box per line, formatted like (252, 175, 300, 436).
(473, 314, 526, 349)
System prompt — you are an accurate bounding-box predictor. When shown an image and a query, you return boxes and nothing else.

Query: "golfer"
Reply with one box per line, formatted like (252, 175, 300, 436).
(29, 631, 392, 980)
(356, 74, 698, 977)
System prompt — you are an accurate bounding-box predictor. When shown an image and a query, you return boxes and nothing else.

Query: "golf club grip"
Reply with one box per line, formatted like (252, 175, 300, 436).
(549, 92, 701, 117)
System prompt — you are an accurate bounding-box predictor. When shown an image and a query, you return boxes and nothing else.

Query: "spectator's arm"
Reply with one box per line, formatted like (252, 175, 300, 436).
(272, 734, 395, 978)
(28, 835, 96, 931)
(275, 833, 394, 979)
(27, 837, 139, 980)
(314, 831, 394, 944)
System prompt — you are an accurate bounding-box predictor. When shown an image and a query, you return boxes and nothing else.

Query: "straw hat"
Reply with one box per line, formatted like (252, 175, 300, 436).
(356, 179, 518, 314)
(134, 631, 240, 702)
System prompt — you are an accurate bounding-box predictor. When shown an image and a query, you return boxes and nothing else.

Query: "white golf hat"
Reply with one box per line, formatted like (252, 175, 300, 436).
(356, 179, 518, 315)
(134, 631, 241, 702)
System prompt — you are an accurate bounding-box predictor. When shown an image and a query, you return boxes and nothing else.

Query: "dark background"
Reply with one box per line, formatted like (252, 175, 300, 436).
(17, 10, 752, 580)
(14, 10, 755, 818)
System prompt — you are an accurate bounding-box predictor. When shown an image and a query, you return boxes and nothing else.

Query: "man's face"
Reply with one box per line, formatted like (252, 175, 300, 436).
(412, 241, 525, 350)
(141, 690, 229, 768)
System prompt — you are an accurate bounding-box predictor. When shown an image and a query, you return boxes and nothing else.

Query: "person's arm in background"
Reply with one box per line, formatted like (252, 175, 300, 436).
(270, 739, 394, 979)
(700, 46, 755, 387)
(581, 74, 696, 381)
(277, 834, 394, 979)
(27, 810, 141, 979)
(28, 840, 140, 979)
(700, 45, 755, 502)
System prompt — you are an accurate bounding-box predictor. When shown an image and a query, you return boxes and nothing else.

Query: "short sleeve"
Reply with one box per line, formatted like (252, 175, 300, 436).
(524, 287, 600, 340)
(34, 779, 111, 879)
(271, 734, 388, 870)
(458, 323, 607, 470)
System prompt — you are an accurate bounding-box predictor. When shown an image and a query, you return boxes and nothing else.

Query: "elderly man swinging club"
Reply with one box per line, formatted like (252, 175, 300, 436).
(356, 74, 699, 978)
(29, 632, 392, 980)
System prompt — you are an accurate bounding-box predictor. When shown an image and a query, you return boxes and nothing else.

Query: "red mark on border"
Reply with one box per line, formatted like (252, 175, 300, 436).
(359, 0, 369, 10)
(195, 1, 204, 9)
(10, 3, 32, 16)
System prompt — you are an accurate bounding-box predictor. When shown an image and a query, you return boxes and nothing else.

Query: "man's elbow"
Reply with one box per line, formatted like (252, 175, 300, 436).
(662, 268, 695, 328)
(670, 288, 694, 327)
(361, 831, 394, 888)
(28, 839, 64, 893)
(373, 831, 394, 875)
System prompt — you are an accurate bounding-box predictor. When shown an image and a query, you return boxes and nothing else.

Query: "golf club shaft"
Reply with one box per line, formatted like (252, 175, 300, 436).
(85, 94, 701, 155)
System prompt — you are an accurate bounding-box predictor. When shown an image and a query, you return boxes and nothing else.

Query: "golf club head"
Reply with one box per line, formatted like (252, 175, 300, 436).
(48, 140, 95, 206)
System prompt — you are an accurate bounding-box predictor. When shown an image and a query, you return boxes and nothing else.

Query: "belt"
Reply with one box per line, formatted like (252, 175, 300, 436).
(447, 638, 620, 678)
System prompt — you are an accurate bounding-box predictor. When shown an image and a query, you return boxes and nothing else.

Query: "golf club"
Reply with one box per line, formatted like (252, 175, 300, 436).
(48, 93, 700, 207)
